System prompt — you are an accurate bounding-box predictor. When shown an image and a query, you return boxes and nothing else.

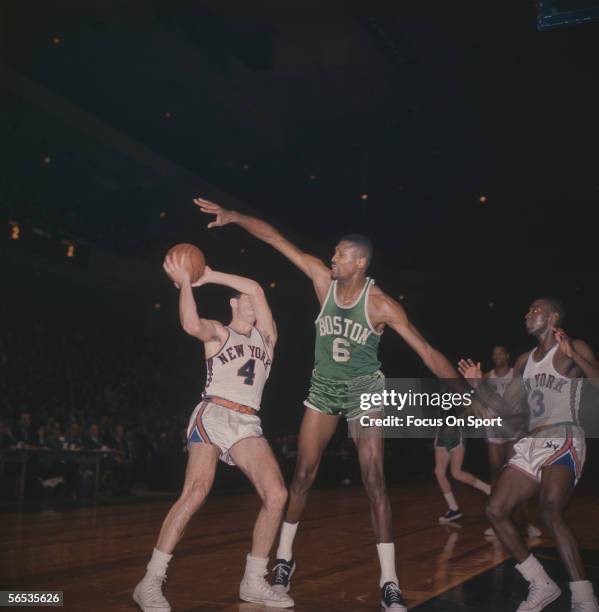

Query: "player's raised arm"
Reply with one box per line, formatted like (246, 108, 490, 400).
(192, 267, 277, 351)
(163, 254, 226, 343)
(374, 292, 459, 379)
(193, 197, 331, 302)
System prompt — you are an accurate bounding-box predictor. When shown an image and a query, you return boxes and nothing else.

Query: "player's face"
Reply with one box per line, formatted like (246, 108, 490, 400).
(331, 241, 364, 280)
(233, 294, 256, 324)
(492, 346, 509, 368)
(525, 300, 554, 335)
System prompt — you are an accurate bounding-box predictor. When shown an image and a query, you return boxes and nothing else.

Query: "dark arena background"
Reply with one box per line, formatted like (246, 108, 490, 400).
(1, 1, 599, 611)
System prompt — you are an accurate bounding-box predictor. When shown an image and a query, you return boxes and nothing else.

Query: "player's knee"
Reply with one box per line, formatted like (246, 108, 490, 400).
(485, 499, 505, 524)
(265, 484, 288, 511)
(362, 468, 386, 500)
(291, 464, 317, 493)
(450, 469, 467, 482)
(434, 467, 446, 480)
(184, 479, 210, 510)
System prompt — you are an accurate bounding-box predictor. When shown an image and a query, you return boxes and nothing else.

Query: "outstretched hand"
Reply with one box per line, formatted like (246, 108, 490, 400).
(193, 197, 235, 228)
(457, 358, 483, 388)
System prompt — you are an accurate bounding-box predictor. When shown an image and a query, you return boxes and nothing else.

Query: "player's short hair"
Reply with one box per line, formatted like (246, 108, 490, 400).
(539, 296, 565, 323)
(493, 345, 509, 354)
(339, 233, 373, 266)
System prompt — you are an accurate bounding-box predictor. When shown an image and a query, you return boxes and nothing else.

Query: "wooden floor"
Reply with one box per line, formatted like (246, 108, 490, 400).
(2, 482, 599, 611)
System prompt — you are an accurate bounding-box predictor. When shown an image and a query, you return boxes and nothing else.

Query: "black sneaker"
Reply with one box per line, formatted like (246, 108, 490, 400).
(381, 581, 407, 610)
(270, 558, 295, 593)
(438, 509, 462, 524)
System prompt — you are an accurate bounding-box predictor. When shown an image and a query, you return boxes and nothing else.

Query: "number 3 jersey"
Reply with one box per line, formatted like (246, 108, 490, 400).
(523, 344, 582, 431)
(204, 326, 272, 410)
(313, 277, 382, 380)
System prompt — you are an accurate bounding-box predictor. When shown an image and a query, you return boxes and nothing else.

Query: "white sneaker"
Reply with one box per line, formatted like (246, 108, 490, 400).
(240, 574, 294, 608)
(527, 524, 542, 537)
(516, 577, 561, 611)
(572, 597, 599, 611)
(133, 572, 171, 612)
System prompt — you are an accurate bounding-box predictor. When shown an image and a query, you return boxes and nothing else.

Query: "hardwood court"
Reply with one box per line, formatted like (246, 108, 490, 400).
(2, 483, 599, 611)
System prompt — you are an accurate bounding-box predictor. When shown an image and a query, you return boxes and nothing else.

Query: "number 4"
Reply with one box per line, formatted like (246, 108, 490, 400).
(237, 359, 256, 385)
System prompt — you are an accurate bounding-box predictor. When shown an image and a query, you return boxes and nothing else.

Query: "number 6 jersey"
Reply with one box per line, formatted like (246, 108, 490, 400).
(204, 326, 272, 410)
(313, 277, 382, 380)
(523, 344, 582, 430)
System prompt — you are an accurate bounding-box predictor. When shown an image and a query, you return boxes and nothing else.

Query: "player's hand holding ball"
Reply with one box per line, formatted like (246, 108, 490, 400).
(163, 243, 206, 288)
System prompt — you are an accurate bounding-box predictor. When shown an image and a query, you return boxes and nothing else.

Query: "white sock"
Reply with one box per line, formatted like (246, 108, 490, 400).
(515, 554, 550, 583)
(244, 554, 268, 580)
(276, 521, 299, 561)
(474, 479, 491, 495)
(444, 492, 459, 511)
(376, 542, 399, 588)
(570, 580, 595, 603)
(147, 547, 173, 577)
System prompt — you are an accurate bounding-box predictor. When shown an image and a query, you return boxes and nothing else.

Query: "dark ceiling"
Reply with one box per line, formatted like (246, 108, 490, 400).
(1, 0, 598, 274)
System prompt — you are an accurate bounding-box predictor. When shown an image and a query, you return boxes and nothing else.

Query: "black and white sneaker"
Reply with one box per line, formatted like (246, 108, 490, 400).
(438, 509, 462, 524)
(270, 558, 296, 593)
(381, 581, 407, 610)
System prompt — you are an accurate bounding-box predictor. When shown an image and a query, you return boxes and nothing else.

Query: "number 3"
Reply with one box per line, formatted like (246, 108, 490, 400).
(333, 338, 351, 362)
(530, 389, 545, 417)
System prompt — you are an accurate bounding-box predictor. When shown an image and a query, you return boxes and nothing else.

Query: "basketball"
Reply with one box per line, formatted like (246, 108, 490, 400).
(165, 243, 206, 283)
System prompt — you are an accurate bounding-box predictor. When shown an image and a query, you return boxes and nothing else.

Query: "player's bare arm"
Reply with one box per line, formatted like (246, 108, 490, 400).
(368, 286, 459, 379)
(193, 266, 278, 351)
(193, 197, 331, 304)
(553, 328, 599, 387)
(163, 254, 226, 350)
(458, 352, 528, 418)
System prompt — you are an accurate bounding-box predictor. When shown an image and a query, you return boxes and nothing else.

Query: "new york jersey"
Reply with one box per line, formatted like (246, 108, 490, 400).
(523, 344, 581, 430)
(204, 326, 272, 410)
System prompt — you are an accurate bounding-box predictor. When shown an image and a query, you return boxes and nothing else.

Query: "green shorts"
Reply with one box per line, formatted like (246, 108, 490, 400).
(304, 369, 385, 421)
(435, 426, 465, 452)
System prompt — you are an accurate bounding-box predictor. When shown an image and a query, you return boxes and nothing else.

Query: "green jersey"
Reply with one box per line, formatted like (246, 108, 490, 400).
(314, 277, 382, 380)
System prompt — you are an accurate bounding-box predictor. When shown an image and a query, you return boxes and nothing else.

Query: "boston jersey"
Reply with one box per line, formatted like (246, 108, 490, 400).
(523, 344, 581, 430)
(488, 368, 514, 398)
(204, 326, 272, 410)
(313, 277, 382, 380)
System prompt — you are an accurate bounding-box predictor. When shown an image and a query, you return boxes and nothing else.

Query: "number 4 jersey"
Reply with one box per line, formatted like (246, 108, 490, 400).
(314, 278, 382, 380)
(204, 326, 272, 410)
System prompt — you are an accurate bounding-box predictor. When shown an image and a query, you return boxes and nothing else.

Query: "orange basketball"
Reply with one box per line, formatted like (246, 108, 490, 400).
(165, 243, 206, 283)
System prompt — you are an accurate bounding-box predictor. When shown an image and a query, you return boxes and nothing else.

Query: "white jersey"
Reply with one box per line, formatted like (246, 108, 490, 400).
(204, 326, 272, 410)
(523, 344, 582, 430)
(488, 368, 514, 398)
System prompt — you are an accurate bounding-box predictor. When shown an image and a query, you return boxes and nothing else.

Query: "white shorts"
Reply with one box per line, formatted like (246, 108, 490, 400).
(508, 423, 585, 485)
(186, 399, 263, 466)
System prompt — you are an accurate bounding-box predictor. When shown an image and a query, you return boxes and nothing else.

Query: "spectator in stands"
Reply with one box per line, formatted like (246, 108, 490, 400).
(14, 411, 36, 446)
(84, 423, 105, 450)
(0, 418, 15, 449)
(65, 422, 83, 450)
